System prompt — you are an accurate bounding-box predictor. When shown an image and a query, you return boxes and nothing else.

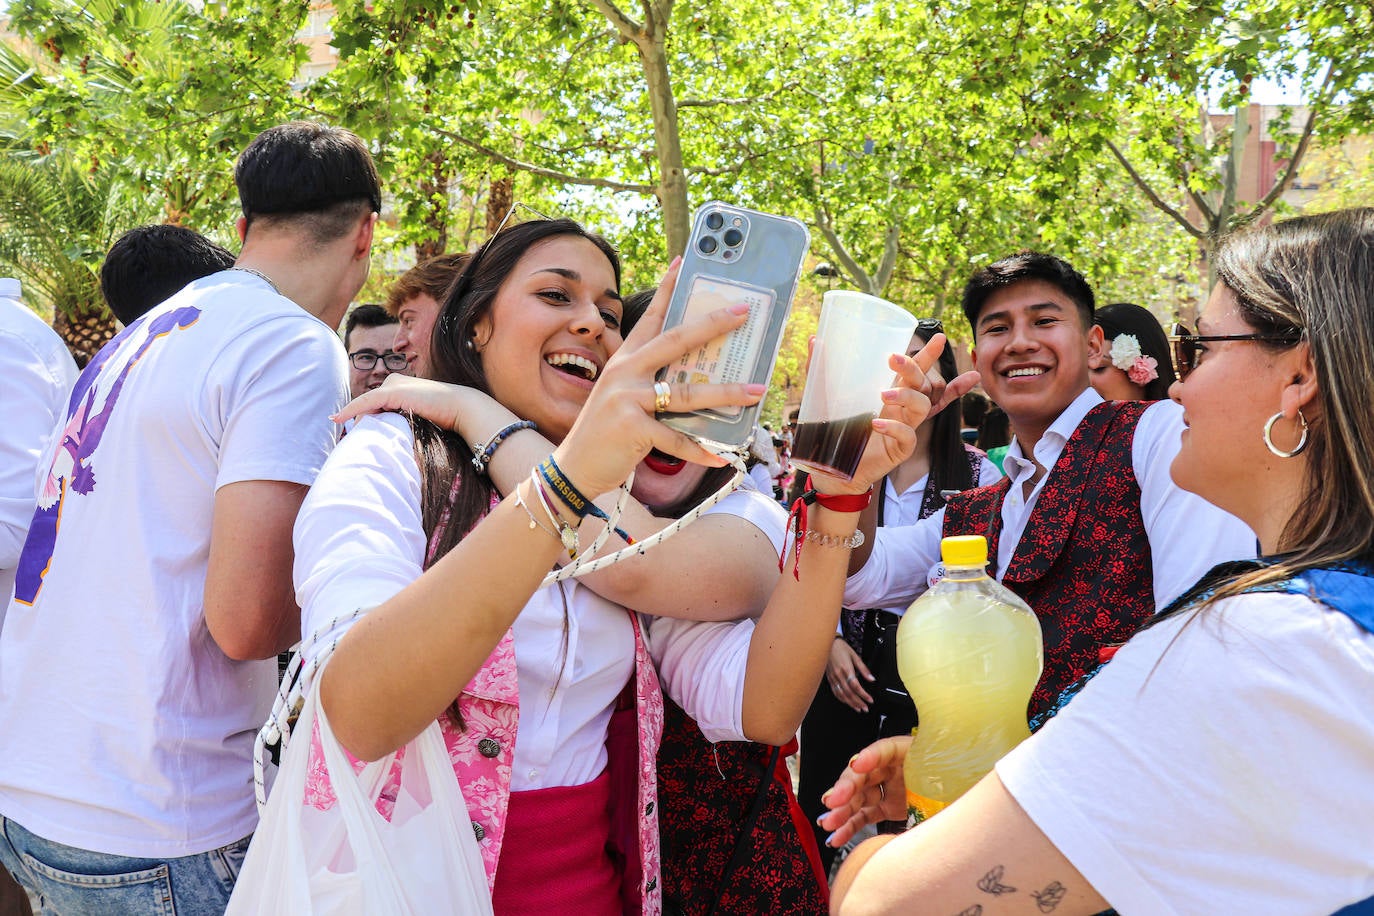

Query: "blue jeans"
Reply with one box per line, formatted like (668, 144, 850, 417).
(0, 816, 250, 916)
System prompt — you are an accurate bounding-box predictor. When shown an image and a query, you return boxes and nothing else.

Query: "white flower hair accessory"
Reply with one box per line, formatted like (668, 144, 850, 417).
(1109, 333, 1159, 385)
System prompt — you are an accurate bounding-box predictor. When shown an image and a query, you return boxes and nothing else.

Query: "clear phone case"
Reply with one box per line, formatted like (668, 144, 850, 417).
(656, 201, 810, 450)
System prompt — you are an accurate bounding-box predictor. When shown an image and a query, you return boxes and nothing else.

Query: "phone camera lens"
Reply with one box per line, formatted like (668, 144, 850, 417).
(722, 228, 744, 247)
(705, 212, 725, 230)
(697, 235, 719, 255)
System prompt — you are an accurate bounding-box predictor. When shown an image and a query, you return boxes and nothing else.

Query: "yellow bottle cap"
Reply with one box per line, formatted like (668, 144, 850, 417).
(940, 535, 988, 567)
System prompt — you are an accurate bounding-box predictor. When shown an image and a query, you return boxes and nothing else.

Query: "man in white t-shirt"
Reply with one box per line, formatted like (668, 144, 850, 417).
(0, 121, 380, 915)
(0, 279, 78, 618)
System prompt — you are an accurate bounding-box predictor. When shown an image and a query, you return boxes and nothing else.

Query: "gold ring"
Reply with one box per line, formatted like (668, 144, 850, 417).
(653, 380, 672, 413)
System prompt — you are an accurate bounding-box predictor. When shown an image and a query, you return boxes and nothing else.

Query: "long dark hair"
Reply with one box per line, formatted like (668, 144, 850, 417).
(1093, 302, 1177, 400)
(918, 322, 977, 499)
(414, 219, 621, 564)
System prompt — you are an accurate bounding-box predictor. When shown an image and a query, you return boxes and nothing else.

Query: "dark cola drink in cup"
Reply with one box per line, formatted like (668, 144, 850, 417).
(790, 291, 917, 481)
(790, 413, 874, 479)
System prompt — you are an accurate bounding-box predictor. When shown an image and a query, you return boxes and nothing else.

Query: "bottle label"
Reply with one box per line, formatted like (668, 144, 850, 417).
(925, 562, 945, 589)
(906, 791, 946, 829)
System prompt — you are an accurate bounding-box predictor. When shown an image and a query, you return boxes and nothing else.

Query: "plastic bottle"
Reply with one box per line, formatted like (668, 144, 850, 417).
(896, 535, 1043, 826)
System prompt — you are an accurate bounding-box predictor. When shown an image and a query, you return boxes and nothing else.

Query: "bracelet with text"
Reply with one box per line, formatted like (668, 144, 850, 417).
(471, 420, 538, 475)
(781, 476, 873, 580)
(538, 456, 636, 546)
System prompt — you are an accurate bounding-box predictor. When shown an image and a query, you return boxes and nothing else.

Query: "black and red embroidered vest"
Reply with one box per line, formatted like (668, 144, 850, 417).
(656, 697, 828, 915)
(942, 400, 1154, 720)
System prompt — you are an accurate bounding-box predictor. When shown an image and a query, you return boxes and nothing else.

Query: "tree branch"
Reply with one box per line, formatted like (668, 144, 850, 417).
(431, 126, 655, 195)
(1245, 66, 1335, 221)
(815, 206, 876, 294)
(645, 0, 674, 40)
(1171, 113, 1218, 225)
(873, 220, 901, 293)
(678, 95, 763, 109)
(1177, 104, 1219, 225)
(1186, 184, 1217, 225)
(678, 81, 801, 108)
(1104, 138, 1205, 239)
(683, 140, 812, 177)
(583, 0, 643, 43)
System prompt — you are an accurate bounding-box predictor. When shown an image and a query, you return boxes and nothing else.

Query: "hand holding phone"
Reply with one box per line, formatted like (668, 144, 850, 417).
(656, 202, 810, 450)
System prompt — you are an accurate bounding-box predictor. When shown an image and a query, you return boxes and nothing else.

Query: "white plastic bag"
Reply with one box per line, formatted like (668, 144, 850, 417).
(228, 677, 493, 915)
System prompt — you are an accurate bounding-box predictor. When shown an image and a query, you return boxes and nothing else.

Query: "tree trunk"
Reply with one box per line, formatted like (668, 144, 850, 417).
(638, 41, 690, 258)
(1202, 101, 1249, 290)
(53, 301, 118, 368)
(485, 175, 514, 237)
(415, 150, 451, 261)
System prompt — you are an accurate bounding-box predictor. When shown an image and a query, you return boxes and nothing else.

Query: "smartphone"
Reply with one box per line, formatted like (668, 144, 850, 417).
(656, 201, 810, 450)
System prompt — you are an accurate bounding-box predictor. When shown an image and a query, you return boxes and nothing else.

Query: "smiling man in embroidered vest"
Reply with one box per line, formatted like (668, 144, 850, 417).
(844, 252, 1256, 718)
(0, 122, 379, 915)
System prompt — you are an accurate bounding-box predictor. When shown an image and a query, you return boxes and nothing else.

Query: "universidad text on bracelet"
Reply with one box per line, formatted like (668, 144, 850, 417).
(537, 456, 636, 546)
(471, 420, 538, 475)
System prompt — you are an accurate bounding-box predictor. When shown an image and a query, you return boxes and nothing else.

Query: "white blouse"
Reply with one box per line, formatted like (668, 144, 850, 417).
(294, 413, 786, 789)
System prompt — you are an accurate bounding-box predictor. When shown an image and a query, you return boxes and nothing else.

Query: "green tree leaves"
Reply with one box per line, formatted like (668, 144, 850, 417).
(2, 0, 1369, 346)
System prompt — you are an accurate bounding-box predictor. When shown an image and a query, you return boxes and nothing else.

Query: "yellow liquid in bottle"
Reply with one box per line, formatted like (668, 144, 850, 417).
(897, 563, 1043, 827)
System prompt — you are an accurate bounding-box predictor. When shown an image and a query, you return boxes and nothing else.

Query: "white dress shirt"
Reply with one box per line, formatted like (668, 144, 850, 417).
(845, 388, 1257, 613)
(869, 456, 1004, 617)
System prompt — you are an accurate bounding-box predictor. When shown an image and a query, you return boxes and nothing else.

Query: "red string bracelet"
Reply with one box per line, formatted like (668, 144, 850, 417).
(781, 476, 874, 580)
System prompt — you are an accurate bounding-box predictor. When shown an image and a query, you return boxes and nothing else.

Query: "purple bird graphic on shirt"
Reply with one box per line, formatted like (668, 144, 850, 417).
(13, 306, 201, 606)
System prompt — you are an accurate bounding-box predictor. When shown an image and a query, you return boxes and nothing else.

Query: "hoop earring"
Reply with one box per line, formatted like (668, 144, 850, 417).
(1263, 409, 1308, 458)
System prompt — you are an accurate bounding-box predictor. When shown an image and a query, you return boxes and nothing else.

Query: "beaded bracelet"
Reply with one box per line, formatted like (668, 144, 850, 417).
(537, 455, 635, 545)
(471, 420, 538, 475)
(803, 528, 865, 549)
(781, 476, 874, 580)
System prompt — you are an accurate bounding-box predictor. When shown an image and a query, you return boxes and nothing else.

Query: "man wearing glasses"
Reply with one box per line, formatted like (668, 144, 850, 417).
(344, 303, 409, 399)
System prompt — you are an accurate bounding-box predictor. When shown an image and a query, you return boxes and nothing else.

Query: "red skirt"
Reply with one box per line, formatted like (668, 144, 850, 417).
(490, 770, 622, 915)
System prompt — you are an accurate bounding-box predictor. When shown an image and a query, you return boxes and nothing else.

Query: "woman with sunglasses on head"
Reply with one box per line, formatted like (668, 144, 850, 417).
(821, 208, 1374, 916)
(291, 218, 953, 914)
(796, 318, 1002, 876)
(1088, 302, 1177, 402)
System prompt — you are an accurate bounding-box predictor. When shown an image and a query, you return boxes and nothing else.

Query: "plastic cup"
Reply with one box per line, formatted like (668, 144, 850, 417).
(790, 290, 918, 480)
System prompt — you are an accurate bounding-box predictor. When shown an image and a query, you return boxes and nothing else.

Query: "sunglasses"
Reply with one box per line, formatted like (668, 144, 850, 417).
(467, 201, 557, 276)
(1169, 323, 1301, 381)
(442, 201, 559, 335)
